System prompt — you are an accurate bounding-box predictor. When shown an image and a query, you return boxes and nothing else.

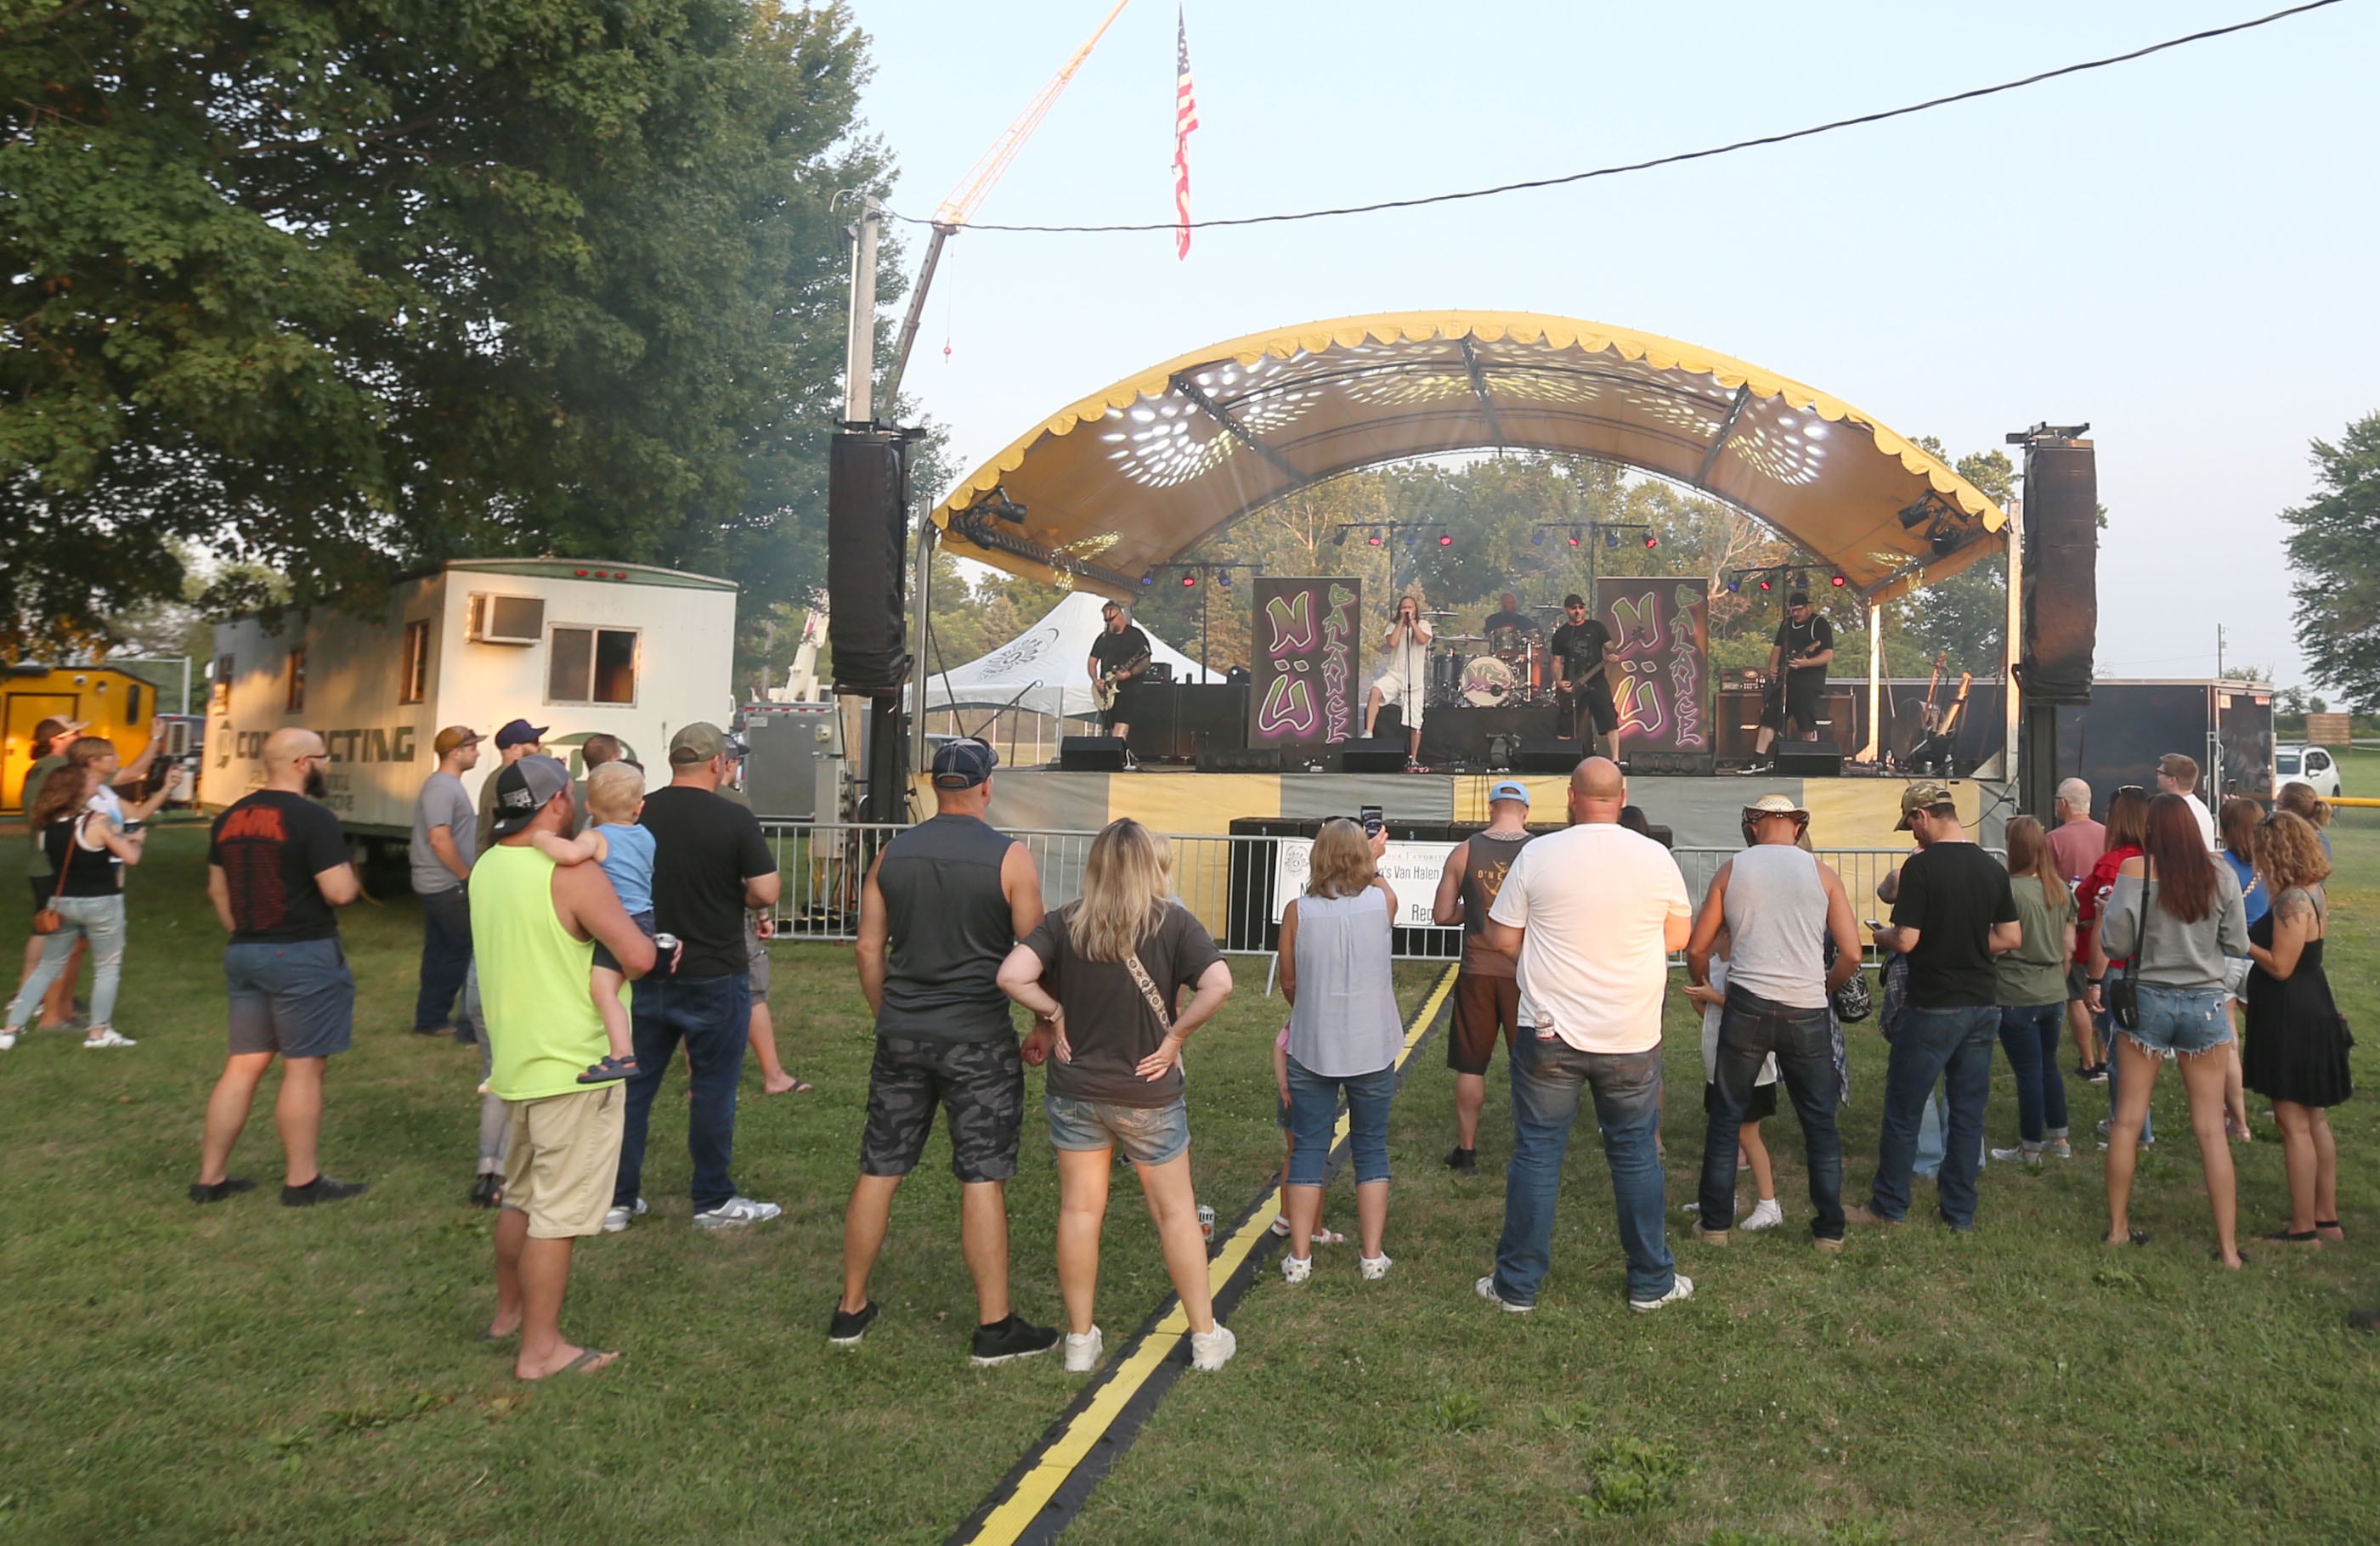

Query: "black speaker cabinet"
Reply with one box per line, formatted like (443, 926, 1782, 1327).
(1517, 736, 1583, 774)
(1057, 736, 1127, 771)
(826, 432, 911, 696)
(2021, 438, 2098, 705)
(1334, 739, 1409, 774)
(1197, 746, 1283, 774)
(1773, 741, 1845, 778)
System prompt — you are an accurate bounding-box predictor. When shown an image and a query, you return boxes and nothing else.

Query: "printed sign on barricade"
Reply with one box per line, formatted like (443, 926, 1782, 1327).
(1248, 577, 1361, 755)
(1597, 575, 1710, 765)
(1272, 837, 1456, 928)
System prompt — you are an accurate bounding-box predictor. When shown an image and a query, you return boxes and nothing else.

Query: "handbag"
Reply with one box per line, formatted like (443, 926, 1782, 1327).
(1822, 934, 1871, 1022)
(30, 813, 78, 935)
(2106, 869, 2151, 1031)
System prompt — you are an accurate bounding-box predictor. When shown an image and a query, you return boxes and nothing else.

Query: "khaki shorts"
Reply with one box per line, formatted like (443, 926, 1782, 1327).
(501, 1085, 627, 1238)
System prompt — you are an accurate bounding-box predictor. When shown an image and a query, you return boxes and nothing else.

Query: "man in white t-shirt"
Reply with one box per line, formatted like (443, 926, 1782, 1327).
(2156, 753, 2218, 849)
(1473, 758, 1694, 1315)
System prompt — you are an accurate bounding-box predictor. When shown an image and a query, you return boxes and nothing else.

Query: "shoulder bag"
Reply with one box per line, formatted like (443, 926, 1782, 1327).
(1822, 934, 1872, 1022)
(31, 814, 80, 935)
(2105, 866, 2151, 1032)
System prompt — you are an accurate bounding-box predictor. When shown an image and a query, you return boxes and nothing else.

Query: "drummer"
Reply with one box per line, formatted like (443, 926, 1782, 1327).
(1364, 593, 1432, 766)
(1480, 593, 1541, 652)
(1550, 593, 1621, 757)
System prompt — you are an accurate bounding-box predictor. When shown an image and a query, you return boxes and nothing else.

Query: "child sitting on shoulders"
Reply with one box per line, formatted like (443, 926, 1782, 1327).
(531, 760, 656, 1084)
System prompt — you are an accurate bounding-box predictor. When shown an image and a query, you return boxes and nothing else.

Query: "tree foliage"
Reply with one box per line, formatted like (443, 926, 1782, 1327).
(3, 0, 890, 660)
(2282, 411, 2380, 713)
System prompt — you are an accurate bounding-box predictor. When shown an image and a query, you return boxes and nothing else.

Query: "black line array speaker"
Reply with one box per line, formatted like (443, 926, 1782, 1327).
(827, 432, 911, 696)
(2020, 438, 2097, 705)
(1773, 741, 1844, 778)
(1057, 736, 1127, 771)
(1517, 736, 1584, 775)
(1197, 746, 1283, 774)
(1334, 738, 1409, 774)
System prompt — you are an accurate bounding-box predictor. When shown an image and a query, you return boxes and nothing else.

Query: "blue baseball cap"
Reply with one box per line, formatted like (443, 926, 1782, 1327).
(1489, 780, 1530, 806)
(931, 738, 998, 790)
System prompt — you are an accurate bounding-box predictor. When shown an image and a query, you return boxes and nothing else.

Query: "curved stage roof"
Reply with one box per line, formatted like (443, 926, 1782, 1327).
(931, 311, 2006, 604)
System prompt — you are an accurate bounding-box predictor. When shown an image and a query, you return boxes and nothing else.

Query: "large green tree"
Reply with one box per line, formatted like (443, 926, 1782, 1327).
(2283, 411, 2380, 713)
(3, 0, 889, 659)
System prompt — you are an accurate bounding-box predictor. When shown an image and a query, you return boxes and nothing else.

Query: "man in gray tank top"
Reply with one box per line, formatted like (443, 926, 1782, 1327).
(1431, 780, 1535, 1173)
(833, 740, 1061, 1366)
(1683, 794, 1865, 1249)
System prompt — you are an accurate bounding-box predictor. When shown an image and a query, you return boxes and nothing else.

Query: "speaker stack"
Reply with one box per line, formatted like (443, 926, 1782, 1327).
(1334, 739, 1410, 774)
(1057, 736, 1127, 771)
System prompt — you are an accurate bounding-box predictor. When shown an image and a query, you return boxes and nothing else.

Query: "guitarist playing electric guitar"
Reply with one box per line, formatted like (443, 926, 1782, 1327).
(1087, 600, 1154, 749)
(1748, 589, 1835, 773)
(1549, 592, 1622, 758)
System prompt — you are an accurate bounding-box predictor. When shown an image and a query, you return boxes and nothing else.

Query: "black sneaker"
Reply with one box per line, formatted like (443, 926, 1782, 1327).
(969, 1314, 1059, 1367)
(1444, 1146, 1478, 1175)
(2350, 1307, 2380, 1334)
(828, 1300, 880, 1347)
(281, 1174, 369, 1207)
(189, 1176, 256, 1205)
(468, 1173, 503, 1209)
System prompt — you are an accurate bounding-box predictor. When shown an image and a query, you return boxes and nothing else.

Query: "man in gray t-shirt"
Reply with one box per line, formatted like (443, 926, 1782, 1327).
(410, 727, 481, 1038)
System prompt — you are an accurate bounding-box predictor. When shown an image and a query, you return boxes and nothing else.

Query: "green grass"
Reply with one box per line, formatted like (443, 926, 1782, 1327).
(4, 802, 2378, 1544)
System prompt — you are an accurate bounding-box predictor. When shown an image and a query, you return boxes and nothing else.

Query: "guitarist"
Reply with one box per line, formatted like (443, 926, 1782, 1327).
(1549, 594, 1620, 757)
(1085, 601, 1153, 749)
(1749, 590, 1834, 773)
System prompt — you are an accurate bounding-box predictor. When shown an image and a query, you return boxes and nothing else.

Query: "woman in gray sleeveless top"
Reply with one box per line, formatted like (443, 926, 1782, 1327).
(1277, 818, 1402, 1284)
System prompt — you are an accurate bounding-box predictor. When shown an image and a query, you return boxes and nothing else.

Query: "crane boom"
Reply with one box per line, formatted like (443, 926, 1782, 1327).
(933, 0, 1133, 227)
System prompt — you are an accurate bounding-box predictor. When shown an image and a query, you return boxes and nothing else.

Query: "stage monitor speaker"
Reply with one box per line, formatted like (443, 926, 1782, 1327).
(826, 432, 910, 696)
(1516, 737, 1584, 775)
(1773, 741, 1844, 778)
(1058, 736, 1127, 772)
(1335, 739, 1409, 774)
(1198, 747, 1283, 774)
(2020, 438, 2097, 705)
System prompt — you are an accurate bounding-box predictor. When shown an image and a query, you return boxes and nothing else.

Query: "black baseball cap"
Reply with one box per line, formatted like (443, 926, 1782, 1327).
(494, 718, 548, 749)
(1563, 594, 1586, 608)
(490, 755, 572, 836)
(931, 739, 998, 790)
(1787, 590, 1812, 607)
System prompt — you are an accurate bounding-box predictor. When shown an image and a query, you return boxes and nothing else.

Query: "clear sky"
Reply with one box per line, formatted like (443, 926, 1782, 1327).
(852, 0, 2375, 688)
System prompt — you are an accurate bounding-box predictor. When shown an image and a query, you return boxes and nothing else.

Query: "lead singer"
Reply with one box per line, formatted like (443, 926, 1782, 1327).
(1363, 594, 1431, 768)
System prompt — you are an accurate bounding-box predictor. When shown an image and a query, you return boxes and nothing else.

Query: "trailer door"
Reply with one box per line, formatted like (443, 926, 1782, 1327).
(4, 692, 78, 811)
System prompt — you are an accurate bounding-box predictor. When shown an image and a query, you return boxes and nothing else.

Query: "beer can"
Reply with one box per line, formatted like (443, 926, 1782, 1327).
(1196, 1203, 1215, 1241)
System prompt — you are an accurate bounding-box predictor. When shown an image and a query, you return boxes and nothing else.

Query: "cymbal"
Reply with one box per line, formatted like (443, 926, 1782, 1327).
(1437, 633, 1486, 643)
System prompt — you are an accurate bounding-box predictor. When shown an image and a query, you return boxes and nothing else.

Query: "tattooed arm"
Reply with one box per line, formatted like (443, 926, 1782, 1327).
(2248, 886, 2321, 980)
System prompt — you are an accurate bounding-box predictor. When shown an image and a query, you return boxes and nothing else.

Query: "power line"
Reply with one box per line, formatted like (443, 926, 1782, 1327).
(885, 0, 2346, 236)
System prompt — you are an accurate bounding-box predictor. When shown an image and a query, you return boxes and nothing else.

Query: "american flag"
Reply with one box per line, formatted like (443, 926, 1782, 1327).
(1173, 5, 1199, 260)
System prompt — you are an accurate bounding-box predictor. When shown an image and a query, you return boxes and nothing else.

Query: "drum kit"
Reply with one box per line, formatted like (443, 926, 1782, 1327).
(1427, 629, 1554, 708)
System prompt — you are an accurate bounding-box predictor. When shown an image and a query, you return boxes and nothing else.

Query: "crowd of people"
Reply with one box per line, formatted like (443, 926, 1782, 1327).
(10, 716, 2368, 1373)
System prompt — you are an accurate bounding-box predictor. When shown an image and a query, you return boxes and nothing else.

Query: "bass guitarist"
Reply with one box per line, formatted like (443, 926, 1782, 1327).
(1748, 590, 1834, 773)
(1086, 601, 1153, 750)
(1549, 593, 1620, 758)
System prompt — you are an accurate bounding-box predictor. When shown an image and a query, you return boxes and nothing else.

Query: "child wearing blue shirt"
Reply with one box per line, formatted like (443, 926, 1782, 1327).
(534, 760, 660, 1082)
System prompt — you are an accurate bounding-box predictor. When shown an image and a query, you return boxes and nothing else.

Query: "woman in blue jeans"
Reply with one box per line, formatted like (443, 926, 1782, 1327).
(2100, 793, 2252, 1266)
(1992, 817, 2076, 1165)
(3, 763, 146, 1050)
(1276, 818, 1402, 1284)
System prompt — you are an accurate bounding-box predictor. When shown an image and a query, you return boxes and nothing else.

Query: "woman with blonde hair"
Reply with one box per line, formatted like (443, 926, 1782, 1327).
(2243, 810, 2350, 1244)
(2275, 781, 2334, 860)
(1991, 816, 2076, 1165)
(998, 818, 1237, 1374)
(3, 762, 146, 1050)
(1275, 817, 1403, 1284)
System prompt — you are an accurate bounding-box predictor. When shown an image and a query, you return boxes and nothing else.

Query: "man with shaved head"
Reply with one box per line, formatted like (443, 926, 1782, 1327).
(1475, 759, 1695, 1314)
(191, 728, 368, 1207)
(2044, 779, 2107, 1081)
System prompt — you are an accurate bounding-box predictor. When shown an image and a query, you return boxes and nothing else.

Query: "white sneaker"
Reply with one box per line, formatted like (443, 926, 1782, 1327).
(82, 1029, 137, 1049)
(1359, 1253, 1394, 1282)
(602, 1197, 647, 1233)
(0, 1029, 19, 1051)
(1992, 1145, 2044, 1166)
(1741, 1199, 1784, 1232)
(1189, 1323, 1236, 1372)
(1063, 1327, 1105, 1373)
(1280, 1253, 1312, 1284)
(1629, 1273, 1695, 1313)
(692, 1196, 782, 1230)
(1475, 1274, 1532, 1314)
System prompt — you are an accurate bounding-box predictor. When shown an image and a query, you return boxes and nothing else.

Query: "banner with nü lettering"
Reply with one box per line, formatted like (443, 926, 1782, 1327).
(1597, 576, 1710, 764)
(1248, 577, 1361, 755)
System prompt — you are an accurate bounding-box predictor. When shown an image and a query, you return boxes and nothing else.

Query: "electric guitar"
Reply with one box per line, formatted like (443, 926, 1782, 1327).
(1092, 649, 1150, 711)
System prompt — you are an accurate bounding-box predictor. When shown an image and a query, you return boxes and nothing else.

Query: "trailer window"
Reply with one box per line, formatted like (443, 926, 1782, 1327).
(547, 627, 637, 706)
(400, 620, 431, 704)
(212, 654, 234, 713)
(285, 649, 307, 713)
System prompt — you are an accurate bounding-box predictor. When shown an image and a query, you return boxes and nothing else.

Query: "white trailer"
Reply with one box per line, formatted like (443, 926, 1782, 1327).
(202, 559, 738, 851)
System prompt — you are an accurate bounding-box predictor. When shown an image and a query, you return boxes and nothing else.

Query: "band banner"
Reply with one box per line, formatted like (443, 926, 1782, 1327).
(1248, 578, 1361, 754)
(1596, 575, 1710, 764)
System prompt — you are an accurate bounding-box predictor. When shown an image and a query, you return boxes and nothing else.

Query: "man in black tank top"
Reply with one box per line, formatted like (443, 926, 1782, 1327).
(1431, 781, 1536, 1173)
(834, 740, 1061, 1366)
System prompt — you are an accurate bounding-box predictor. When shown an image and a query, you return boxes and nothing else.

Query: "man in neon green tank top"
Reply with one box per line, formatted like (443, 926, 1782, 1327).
(472, 756, 661, 1379)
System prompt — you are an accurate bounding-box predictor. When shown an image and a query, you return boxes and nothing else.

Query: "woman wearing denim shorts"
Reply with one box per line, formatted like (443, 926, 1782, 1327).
(998, 819, 1237, 1376)
(1275, 817, 1404, 1284)
(2098, 793, 2252, 1266)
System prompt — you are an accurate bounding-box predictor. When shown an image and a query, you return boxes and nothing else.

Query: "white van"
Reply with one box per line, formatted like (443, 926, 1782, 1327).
(2272, 742, 2342, 799)
(203, 559, 738, 855)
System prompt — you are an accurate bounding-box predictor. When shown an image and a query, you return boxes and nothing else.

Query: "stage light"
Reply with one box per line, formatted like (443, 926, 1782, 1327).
(1333, 528, 1348, 547)
(1218, 571, 1233, 589)
(1830, 573, 1847, 587)
(1405, 532, 1417, 547)
(1725, 577, 1741, 593)
(1366, 531, 1383, 547)
(1140, 574, 1154, 586)
(1643, 533, 1659, 550)
(1758, 577, 1772, 590)
(1180, 573, 1196, 587)
(1566, 532, 1580, 548)
(1604, 530, 1620, 550)
(1437, 533, 1453, 547)
(1529, 531, 1544, 547)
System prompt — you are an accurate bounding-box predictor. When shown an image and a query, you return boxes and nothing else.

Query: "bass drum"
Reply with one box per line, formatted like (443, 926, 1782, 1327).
(1461, 656, 1518, 708)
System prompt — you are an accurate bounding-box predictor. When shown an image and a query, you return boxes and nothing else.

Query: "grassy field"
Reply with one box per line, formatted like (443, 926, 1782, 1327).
(4, 770, 2378, 1544)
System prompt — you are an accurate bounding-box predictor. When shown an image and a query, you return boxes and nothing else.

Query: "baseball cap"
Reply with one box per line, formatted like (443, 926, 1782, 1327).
(494, 718, 548, 749)
(1742, 792, 1809, 821)
(34, 716, 88, 743)
(1787, 590, 1812, 607)
(433, 725, 482, 756)
(669, 722, 727, 765)
(1895, 779, 1954, 831)
(490, 755, 572, 837)
(1488, 780, 1530, 807)
(1562, 594, 1586, 609)
(931, 738, 998, 790)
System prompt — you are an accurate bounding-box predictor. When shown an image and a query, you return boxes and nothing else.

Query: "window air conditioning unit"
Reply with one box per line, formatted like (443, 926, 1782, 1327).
(467, 594, 545, 646)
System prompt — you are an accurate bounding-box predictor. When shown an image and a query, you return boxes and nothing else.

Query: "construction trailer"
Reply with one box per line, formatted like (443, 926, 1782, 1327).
(3, 664, 167, 814)
(201, 559, 738, 858)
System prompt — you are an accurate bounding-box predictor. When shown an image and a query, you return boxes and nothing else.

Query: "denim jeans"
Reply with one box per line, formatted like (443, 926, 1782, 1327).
(1873, 1004, 1998, 1227)
(1699, 986, 1844, 1240)
(613, 972, 751, 1210)
(1997, 1002, 2069, 1144)
(1493, 1033, 1672, 1306)
(8, 894, 125, 1028)
(1283, 1056, 1395, 1186)
(414, 885, 472, 1033)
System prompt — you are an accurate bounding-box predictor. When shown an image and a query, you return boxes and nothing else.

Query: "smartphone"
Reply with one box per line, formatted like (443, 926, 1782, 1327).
(1360, 804, 1384, 838)
(1864, 919, 1886, 933)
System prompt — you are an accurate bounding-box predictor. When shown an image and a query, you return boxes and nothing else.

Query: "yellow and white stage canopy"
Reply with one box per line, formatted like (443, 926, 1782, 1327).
(931, 311, 2006, 604)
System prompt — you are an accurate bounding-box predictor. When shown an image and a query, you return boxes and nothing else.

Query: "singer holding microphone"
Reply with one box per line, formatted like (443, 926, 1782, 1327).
(1363, 594, 1432, 769)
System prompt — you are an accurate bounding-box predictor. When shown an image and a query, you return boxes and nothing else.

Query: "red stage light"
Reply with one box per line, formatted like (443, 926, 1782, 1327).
(1830, 573, 1847, 587)
(1758, 578, 1772, 590)
(1180, 573, 1197, 587)
(1567, 534, 1580, 548)
(1643, 534, 1659, 549)
(1366, 533, 1382, 547)
(1438, 533, 1453, 547)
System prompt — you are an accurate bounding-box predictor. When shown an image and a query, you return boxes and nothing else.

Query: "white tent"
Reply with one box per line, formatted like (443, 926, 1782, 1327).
(925, 590, 1220, 721)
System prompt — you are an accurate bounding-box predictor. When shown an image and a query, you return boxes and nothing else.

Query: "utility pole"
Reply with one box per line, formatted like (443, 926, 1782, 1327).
(2216, 623, 2226, 682)
(842, 196, 880, 426)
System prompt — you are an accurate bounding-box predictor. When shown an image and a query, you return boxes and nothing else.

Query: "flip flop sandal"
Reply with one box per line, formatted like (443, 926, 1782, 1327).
(529, 1347, 619, 1378)
(767, 1079, 816, 1095)
(2318, 1221, 2347, 1240)
(2106, 1228, 2149, 1247)
(2264, 1229, 2321, 1244)
(2211, 1248, 2255, 1266)
(478, 1326, 517, 1343)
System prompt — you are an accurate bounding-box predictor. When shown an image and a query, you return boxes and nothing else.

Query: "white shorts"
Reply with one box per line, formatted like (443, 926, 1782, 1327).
(1371, 671, 1423, 726)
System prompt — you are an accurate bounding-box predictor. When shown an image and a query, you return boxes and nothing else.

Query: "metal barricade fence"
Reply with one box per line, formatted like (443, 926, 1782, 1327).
(761, 823, 1956, 963)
